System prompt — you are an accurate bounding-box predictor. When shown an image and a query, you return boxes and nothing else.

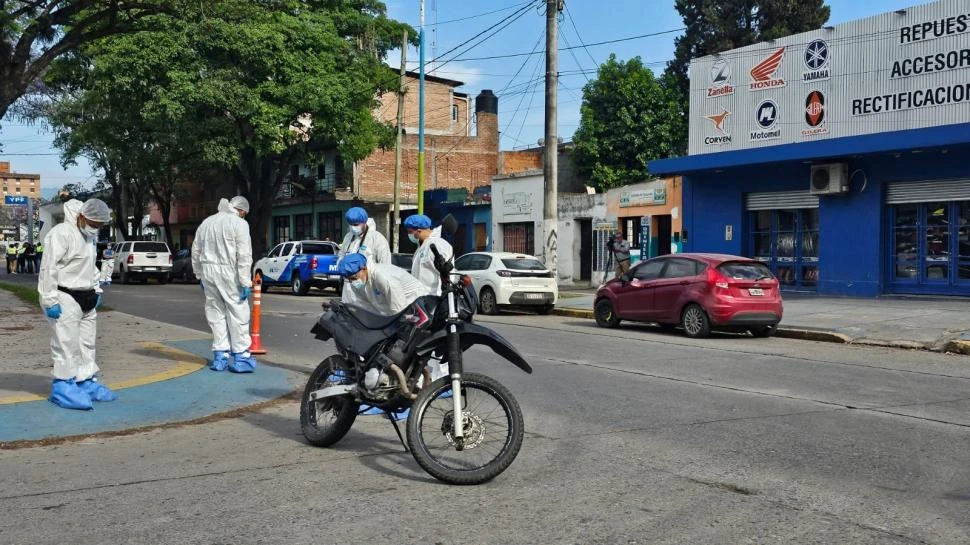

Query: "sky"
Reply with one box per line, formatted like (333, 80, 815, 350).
(0, 0, 923, 199)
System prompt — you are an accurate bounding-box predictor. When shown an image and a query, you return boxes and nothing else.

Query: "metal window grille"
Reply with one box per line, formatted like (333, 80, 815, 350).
(502, 222, 534, 255)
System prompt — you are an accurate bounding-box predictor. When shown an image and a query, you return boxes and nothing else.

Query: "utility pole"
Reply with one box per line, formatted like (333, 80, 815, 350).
(392, 30, 408, 253)
(543, 0, 560, 277)
(417, 0, 426, 214)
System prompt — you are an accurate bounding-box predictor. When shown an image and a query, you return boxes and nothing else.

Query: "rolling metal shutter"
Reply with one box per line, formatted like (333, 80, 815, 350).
(745, 190, 819, 210)
(885, 179, 970, 204)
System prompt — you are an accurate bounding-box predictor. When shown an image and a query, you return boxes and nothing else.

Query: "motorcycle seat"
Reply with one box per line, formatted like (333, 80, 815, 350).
(343, 305, 402, 330)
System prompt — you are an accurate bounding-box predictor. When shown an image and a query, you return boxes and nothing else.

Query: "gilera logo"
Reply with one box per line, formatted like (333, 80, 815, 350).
(749, 47, 787, 91)
(750, 99, 781, 141)
(707, 58, 735, 98)
(801, 90, 829, 136)
(802, 39, 831, 83)
(704, 108, 732, 145)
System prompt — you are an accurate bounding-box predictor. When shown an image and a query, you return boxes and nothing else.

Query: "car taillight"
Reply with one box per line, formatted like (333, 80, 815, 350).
(169, 255, 173, 264)
(706, 267, 730, 289)
(127, 255, 134, 264)
(497, 270, 512, 278)
(310, 257, 318, 269)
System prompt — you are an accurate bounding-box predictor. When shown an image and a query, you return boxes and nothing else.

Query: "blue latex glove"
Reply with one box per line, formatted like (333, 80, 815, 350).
(95, 294, 102, 310)
(44, 304, 62, 320)
(239, 286, 251, 301)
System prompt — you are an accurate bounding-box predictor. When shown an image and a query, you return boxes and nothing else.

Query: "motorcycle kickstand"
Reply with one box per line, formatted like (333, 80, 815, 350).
(386, 414, 409, 453)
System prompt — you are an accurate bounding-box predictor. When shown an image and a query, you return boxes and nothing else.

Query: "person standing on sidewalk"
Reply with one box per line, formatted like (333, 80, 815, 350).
(37, 198, 117, 410)
(16, 242, 27, 273)
(24, 243, 36, 274)
(33, 240, 43, 274)
(5, 242, 17, 274)
(192, 196, 256, 373)
(607, 232, 631, 279)
(405, 214, 453, 296)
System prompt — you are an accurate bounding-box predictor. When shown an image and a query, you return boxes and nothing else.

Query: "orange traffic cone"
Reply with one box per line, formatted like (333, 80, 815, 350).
(250, 272, 267, 355)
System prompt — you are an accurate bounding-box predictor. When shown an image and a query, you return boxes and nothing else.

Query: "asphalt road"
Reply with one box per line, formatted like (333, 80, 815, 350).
(2, 279, 969, 544)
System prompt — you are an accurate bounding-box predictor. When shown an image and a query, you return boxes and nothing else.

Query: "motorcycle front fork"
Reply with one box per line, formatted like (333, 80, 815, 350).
(445, 290, 466, 450)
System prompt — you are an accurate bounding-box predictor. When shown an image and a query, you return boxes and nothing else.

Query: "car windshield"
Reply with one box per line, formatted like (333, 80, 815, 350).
(501, 257, 545, 270)
(133, 242, 169, 253)
(302, 243, 334, 255)
(717, 261, 774, 280)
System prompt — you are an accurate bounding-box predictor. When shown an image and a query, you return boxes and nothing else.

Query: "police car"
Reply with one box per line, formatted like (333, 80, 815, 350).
(253, 240, 341, 295)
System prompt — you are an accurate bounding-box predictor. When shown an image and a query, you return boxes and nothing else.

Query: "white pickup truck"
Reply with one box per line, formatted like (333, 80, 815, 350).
(111, 241, 173, 284)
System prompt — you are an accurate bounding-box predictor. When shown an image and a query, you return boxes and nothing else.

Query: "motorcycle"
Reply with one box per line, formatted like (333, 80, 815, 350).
(300, 216, 532, 485)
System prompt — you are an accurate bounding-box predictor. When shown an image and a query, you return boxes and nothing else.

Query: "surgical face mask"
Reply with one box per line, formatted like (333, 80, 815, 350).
(82, 225, 100, 238)
(350, 279, 365, 290)
(350, 225, 363, 235)
(408, 233, 418, 244)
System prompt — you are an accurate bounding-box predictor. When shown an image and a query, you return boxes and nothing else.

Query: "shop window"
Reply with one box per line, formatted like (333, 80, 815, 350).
(317, 212, 342, 242)
(747, 208, 818, 290)
(620, 217, 642, 248)
(294, 214, 312, 240)
(502, 222, 534, 255)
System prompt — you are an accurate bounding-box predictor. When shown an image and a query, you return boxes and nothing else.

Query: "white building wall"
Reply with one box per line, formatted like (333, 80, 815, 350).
(557, 193, 608, 286)
(491, 171, 544, 256)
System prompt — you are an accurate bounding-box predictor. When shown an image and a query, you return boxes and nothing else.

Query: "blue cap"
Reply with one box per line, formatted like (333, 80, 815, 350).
(345, 207, 368, 224)
(403, 214, 432, 230)
(336, 253, 367, 277)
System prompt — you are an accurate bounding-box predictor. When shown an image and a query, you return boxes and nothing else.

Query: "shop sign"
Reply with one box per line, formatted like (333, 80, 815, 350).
(707, 58, 735, 98)
(802, 39, 831, 83)
(703, 109, 732, 146)
(502, 192, 533, 216)
(802, 90, 829, 136)
(750, 99, 781, 141)
(620, 187, 666, 207)
(748, 47, 787, 91)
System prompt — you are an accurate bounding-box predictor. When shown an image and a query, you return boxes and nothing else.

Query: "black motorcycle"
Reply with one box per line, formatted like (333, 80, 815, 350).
(301, 218, 532, 485)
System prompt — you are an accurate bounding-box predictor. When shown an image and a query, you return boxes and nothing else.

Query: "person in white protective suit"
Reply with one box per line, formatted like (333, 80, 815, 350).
(336, 253, 429, 316)
(337, 207, 391, 306)
(192, 196, 256, 373)
(404, 214, 453, 296)
(37, 198, 116, 410)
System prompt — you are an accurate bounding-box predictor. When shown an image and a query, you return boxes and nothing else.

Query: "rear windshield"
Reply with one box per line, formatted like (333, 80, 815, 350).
(717, 261, 773, 280)
(302, 243, 335, 255)
(501, 257, 545, 270)
(133, 242, 170, 253)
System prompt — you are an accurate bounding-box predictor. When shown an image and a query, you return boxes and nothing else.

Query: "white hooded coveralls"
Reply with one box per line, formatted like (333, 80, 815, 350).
(192, 199, 254, 354)
(37, 200, 103, 381)
(338, 217, 392, 306)
(411, 226, 453, 296)
(348, 263, 430, 316)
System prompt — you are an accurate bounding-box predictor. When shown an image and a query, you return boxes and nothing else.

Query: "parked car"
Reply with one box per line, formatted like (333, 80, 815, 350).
(253, 240, 341, 295)
(593, 253, 783, 338)
(453, 252, 558, 315)
(171, 248, 197, 283)
(111, 241, 173, 284)
(392, 253, 414, 271)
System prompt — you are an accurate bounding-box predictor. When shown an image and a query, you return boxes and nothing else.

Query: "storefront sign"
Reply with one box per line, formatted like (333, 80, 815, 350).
(502, 192, 533, 216)
(619, 187, 666, 207)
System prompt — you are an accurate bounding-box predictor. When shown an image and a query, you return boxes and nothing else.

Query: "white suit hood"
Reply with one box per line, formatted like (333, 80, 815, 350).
(37, 199, 100, 308)
(63, 199, 83, 226)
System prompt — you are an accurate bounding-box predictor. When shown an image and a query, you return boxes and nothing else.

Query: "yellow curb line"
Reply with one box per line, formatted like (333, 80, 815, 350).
(0, 340, 208, 405)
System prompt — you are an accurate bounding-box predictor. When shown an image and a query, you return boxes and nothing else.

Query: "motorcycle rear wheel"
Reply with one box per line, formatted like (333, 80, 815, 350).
(406, 372, 524, 485)
(300, 355, 359, 447)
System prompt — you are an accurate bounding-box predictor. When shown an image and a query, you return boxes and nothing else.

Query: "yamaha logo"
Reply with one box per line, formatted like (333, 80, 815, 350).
(750, 99, 781, 141)
(801, 90, 829, 136)
(802, 39, 831, 83)
(707, 58, 735, 98)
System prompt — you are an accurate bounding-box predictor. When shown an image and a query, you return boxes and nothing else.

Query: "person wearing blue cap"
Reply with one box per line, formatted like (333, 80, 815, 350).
(336, 252, 428, 316)
(337, 207, 391, 306)
(404, 214, 453, 296)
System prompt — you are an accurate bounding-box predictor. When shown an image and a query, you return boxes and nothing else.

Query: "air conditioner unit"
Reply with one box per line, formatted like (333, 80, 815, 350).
(809, 163, 849, 195)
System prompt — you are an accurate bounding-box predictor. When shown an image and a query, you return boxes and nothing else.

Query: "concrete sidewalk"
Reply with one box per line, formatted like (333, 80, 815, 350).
(556, 286, 970, 354)
(0, 289, 303, 446)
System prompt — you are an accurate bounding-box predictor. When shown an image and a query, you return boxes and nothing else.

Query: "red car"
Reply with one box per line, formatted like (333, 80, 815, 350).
(594, 253, 783, 338)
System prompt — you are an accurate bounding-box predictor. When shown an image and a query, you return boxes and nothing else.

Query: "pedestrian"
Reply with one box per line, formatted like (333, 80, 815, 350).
(5, 242, 17, 274)
(99, 243, 114, 286)
(337, 206, 391, 306)
(16, 241, 26, 273)
(191, 196, 256, 373)
(33, 240, 43, 273)
(24, 242, 36, 274)
(404, 214, 453, 296)
(37, 198, 116, 410)
(607, 232, 631, 279)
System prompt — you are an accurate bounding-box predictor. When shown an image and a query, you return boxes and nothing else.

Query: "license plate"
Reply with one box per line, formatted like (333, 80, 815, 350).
(145, 267, 157, 271)
(748, 288, 764, 296)
(525, 293, 545, 300)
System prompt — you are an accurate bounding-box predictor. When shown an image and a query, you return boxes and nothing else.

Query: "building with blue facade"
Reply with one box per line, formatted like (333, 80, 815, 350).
(650, 1, 970, 297)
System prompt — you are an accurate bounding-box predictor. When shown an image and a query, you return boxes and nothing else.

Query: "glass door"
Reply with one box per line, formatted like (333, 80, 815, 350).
(748, 208, 819, 290)
(890, 201, 970, 294)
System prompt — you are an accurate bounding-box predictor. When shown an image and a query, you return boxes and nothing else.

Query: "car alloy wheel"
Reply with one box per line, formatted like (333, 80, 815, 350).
(681, 304, 711, 338)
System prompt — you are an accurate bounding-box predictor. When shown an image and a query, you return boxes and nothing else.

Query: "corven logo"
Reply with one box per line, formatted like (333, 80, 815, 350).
(704, 109, 733, 145)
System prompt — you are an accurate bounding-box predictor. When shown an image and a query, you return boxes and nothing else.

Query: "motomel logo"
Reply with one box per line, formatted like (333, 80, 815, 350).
(802, 39, 831, 83)
(801, 90, 829, 136)
(703, 109, 732, 145)
(750, 99, 781, 140)
(707, 58, 735, 98)
(749, 47, 787, 90)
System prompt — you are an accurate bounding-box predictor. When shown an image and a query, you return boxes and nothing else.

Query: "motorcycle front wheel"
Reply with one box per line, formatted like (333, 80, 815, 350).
(300, 355, 359, 447)
(406, 372, 525, 485)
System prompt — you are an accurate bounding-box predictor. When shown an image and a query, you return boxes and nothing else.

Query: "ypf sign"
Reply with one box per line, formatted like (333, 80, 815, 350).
(4, 195, 28, 206)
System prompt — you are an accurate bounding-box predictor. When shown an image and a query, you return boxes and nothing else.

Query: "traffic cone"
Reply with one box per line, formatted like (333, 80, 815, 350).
(250, 272, 267, 355)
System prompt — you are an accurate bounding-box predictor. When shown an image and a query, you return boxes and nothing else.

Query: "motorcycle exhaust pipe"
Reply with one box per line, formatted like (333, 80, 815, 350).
(388, 364, 432, 400)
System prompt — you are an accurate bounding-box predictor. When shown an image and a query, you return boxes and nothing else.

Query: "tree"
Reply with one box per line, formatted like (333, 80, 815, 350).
(0, 0, 178, 124)
(663, 0, 831, 154)
(571, 55, 685, 191)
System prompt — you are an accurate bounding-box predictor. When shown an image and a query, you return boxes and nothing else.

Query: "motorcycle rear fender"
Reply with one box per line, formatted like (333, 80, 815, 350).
(416, 322, 532, 374)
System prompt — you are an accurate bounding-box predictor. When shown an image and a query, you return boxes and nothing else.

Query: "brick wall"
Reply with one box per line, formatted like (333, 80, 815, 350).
(373, 75, 470, 136)
(500, 150, 543, 174)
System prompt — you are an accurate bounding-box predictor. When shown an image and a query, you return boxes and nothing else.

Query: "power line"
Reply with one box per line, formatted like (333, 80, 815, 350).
(432, 2, 535, 26)
(448, 27, 686, 62)
(564, 3, 598, 68)
(427, 1, 540, 73)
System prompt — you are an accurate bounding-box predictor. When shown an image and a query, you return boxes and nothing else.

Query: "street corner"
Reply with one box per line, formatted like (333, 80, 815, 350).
(0, 339, 303, 448)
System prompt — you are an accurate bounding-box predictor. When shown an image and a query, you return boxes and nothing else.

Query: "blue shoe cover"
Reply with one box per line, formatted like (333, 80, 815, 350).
(77, 378, 118, 402)
(360, 405, 385, 415)
(49, 379, 94, 410)
(390, 408, 410, 421)
(209, 351, 230, 372)
(228, 352, 257, 373)
(439, 389, 453, 399)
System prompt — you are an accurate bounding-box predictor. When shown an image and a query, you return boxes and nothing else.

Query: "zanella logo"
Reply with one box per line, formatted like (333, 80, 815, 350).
(703, 108, 732, 145)
(802, 39, 831, 83)
(749, 47, 787, 91)
(707, 58, 735, 98)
